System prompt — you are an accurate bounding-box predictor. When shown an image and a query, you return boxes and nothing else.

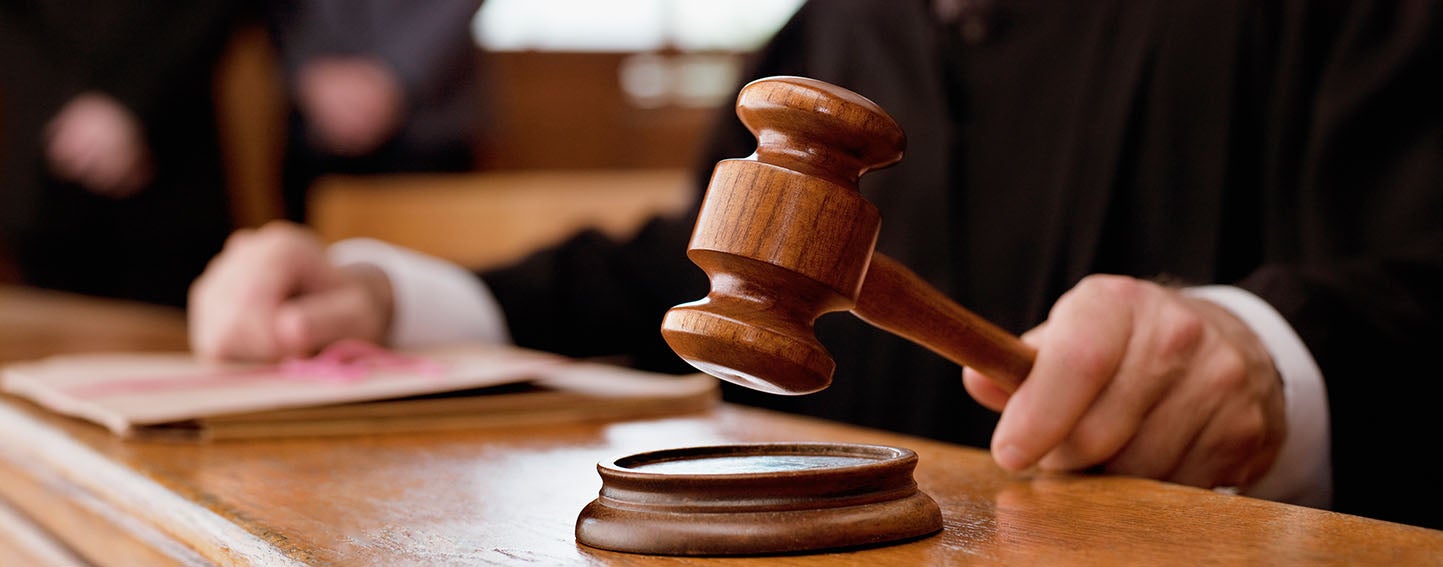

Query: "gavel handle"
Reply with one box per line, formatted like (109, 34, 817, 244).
(852, 253, 1035, 393)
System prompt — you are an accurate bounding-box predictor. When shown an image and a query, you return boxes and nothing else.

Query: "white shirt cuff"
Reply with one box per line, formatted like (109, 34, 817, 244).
(327, 238, 511, 348)
(1184, 285, 1332, 509)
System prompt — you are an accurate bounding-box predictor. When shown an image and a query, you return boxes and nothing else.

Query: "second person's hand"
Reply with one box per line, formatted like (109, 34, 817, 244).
(188, 221, 394, 362)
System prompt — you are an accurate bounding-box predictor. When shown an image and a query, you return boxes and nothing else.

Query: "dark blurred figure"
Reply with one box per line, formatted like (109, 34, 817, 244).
(0, 1, 241, 307)
(267, 0, 486, 222)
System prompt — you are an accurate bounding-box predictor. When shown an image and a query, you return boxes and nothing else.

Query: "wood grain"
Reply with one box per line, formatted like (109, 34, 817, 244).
(853, 253, 1035, 392)
(2, 286, 1442, 566)
(577, 443, 942, 555)
(215, 22, 286, 229)
(0, 443, 208, 566)
(662, 77, 1034, 396)
(0, 497, 89, 567)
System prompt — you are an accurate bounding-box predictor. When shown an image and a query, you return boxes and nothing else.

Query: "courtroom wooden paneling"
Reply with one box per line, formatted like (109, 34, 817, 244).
(476, 50, 723, 170)
(308, 169, 694, 269)
(210, 46, 726, 234)
(213, 20, 286, 229)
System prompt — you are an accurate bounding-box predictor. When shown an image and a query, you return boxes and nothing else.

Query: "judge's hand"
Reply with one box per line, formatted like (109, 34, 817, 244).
(296, 56, 405, 157)
(45, 92, 153, 197)
(962, 275, 1286, 490)
(188, 221, 393, 362)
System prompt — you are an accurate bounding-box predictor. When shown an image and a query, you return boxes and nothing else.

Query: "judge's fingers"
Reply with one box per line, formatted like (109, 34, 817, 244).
(1167, 388, 1286, 488)
(1162, 337, 1286, 488)
(1097, 373, 1221, 481)
(990, 275, 1136, 472)
(1102, 375, 1259, 487)
(1153, 297, 1285, 488)
(962, 367, 1011, 413)
(1036, 289, 1203, 471)
(1104, 304, 1286, 488)
(963, 324, 1049, 413)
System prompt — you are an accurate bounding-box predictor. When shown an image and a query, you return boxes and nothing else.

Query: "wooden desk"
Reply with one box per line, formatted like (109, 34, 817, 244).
(2, 285, 1440, 565)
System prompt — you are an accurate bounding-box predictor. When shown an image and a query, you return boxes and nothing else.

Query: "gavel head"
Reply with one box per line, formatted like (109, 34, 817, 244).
(660, 76, 906, 395)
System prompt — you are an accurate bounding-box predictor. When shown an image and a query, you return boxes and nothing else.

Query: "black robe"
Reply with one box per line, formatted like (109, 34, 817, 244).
(483, 0, 1443, 529)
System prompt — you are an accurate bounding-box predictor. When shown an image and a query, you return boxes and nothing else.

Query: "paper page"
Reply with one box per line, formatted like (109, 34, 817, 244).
(1, 341, 564, 434)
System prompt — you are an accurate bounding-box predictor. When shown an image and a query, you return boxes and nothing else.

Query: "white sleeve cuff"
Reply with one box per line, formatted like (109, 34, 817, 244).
(327, 238, 512, 348)
(1184, 285, 1332, 509)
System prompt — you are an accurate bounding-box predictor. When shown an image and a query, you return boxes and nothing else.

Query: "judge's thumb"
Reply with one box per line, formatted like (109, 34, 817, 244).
(272, 286, 380, 358)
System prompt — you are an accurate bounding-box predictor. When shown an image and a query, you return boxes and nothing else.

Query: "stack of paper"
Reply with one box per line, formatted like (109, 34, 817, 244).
(1, 341, 718, 441)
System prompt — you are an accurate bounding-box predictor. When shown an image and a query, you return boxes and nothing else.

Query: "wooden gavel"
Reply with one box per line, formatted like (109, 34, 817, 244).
(661, 76, 1037, 396)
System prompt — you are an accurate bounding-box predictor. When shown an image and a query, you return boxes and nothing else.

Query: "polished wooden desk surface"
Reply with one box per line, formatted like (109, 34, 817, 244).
(1, 285, 1441, 566)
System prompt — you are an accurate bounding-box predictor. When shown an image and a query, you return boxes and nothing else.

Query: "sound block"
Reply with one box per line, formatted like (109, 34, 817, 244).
(575, 442, 943, 555)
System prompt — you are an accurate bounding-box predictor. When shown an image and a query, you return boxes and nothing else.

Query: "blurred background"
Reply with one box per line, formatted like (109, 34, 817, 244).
(0, 0, 804, 302)
(229, 0, 804, 266)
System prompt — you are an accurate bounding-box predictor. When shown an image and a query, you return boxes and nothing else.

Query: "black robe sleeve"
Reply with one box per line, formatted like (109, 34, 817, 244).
(1238, 0, 1443, 529)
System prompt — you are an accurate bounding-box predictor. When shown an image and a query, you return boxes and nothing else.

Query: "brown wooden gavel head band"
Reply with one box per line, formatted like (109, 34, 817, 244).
(661, 76, 1035, 396)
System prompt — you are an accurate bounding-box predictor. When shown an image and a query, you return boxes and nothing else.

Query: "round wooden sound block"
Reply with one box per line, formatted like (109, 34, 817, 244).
(575, 442, 943, 555)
